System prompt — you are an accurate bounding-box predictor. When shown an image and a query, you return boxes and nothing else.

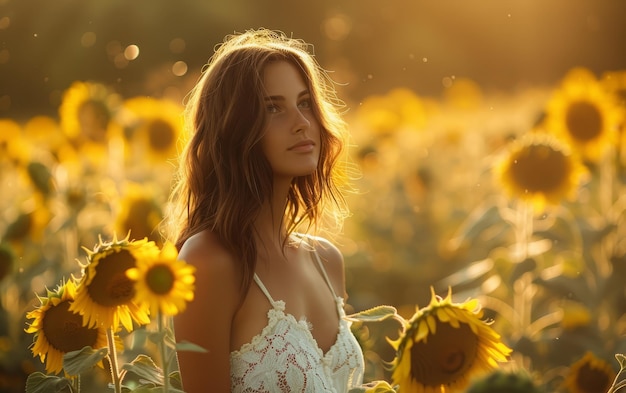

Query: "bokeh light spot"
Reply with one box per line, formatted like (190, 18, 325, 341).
(322, 14, 352, 41)
(124, 45, 140, 61)
(172, 61, 188, 76)
(81, 32, 96, 48)
(0, 16, 10, 30)
(169, 38, 186, 54)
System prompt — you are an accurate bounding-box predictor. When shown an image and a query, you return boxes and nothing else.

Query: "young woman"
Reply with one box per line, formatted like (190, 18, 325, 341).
(167, 29, 364, 392)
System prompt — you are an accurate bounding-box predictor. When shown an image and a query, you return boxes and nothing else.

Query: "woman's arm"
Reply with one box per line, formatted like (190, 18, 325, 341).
(174, 231, 240, 393)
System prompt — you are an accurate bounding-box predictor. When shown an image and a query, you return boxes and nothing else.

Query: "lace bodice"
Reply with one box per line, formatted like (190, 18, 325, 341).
(229, 244, 364, 392)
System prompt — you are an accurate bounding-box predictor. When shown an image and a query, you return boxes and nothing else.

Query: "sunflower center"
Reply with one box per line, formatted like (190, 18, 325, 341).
(146, 264, 175, 295)
(576, 363, 612, 393)
(565, 100, 603, 142)
(510, 145, 569, 193)
(78, 99, 110, 143)
(147, 119, 175, 152)
(409, 319, 478, 386)
(87, 249, 136, 306)
(42, 300, 99, 353)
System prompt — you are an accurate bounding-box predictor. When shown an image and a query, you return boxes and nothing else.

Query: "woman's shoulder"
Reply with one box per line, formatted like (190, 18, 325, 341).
(297, 233, 347, 296)
(306, 235, 344, 266)
(179, 230, 229, 258)
(178, 230, 240, 285)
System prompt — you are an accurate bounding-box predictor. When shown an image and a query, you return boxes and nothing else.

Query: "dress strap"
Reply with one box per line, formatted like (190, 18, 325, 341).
(310, 247, 339, 300)
(253, 274, 276, 305)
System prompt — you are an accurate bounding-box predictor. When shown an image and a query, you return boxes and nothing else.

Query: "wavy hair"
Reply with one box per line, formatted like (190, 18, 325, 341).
(166, 29, 352, 294)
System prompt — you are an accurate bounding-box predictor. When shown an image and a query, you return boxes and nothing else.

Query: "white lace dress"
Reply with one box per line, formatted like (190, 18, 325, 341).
(229, 249, 364, 392)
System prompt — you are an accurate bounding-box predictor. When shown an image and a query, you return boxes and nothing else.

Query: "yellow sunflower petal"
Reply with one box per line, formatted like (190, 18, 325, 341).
(24, 279, 109, 374)
(390, 288, 511, 392)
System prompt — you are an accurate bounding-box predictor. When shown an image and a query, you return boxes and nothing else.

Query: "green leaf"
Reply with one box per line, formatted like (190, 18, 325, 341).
(175, 340, 208, 353)
(532, 275, 591, 304)
(63, 346, 108, 376)
(27, 161, 54, 196)
(448, 203, 504, 249)
(25, 372, 73, 393)
(438, 258, 494, 288)
(345, 305, 398, 323)
(168, 370, 184, 390)
(121, 354, 163, 386)
(147, 330, 167, 344)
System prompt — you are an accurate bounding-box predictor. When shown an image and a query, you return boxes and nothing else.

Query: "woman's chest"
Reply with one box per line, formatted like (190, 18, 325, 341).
(231, 261, 340, 353)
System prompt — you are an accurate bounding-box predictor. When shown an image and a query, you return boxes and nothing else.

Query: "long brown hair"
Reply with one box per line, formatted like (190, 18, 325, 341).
(166, 29, 351, 294)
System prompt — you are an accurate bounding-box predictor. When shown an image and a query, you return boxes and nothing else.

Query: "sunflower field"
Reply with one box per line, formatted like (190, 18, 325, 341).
(2, 65, 626, 393)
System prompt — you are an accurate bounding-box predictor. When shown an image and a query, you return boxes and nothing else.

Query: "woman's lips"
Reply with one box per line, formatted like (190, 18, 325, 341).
(288, 140, 315, 152)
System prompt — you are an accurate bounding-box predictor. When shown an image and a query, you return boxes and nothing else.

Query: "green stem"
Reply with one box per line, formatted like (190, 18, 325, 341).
(512, 200, 534, 370)
(158, 311, 170, 393)
(598, 143, 616, 278)
(106, 328, 122, 393)
(71, 374, 80, 393)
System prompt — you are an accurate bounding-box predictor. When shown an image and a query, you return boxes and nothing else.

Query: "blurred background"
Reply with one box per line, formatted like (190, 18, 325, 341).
(2, 0, 626, 392)
(2, 0, 626, 120)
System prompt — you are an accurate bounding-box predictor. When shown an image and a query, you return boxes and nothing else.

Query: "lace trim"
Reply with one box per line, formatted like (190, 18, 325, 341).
(231, 298, 345, 359)
(230, 296, 363, 392)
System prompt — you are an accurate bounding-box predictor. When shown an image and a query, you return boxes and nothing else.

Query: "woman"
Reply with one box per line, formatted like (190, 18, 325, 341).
(167, 29, 364, 392)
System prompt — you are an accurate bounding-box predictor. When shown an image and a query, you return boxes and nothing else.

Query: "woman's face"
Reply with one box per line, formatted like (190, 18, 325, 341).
(260, 60, 321, 181)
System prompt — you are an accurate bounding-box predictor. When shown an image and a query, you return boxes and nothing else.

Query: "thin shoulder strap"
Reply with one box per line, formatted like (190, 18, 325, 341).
(253, 273, 276, 304)
(310, 247, 339, 299)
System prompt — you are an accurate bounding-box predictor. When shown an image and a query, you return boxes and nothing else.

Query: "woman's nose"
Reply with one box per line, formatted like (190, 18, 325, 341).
(292, 109, 310, 133)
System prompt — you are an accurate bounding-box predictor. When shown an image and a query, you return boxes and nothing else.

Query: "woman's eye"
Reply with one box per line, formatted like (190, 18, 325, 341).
(266, 105, 279, 113)
(298, 99, 312, 109)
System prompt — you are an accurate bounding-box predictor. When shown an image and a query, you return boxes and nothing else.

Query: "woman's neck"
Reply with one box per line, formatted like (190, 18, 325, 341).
(254, 178, 291, 250)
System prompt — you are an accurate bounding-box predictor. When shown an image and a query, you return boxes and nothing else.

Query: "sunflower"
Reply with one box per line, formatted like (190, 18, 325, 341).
(22, 115, 67, 155)
(115, 182, 164, 244)
(601, 69, 626, 109)
(563, 352, 616, 393)
(121, 96, 183, 164)
(25, 279, 108, 375)
(494, 132, 587, 211)
(355, 87, 429, 137)
(388, 287, 511, 393)
(126, 241, 195, 316)
(4, 204, 51, 246)
(544, 67, 621, 162)
(59, 81, 121, 144)
(601, 70, 626, 166)
(443, 77, 484, 111)
(0, 119, 31, 165)
(70, 233, 156, 332)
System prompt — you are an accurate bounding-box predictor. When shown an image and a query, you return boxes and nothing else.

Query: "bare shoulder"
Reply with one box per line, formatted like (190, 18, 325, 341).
(179, 231, 239, 288)
(306, 235, 347, 299)
(309, 236, 344, 266)
(179, 230, 230, 264)
(177, 229, 242, 310)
